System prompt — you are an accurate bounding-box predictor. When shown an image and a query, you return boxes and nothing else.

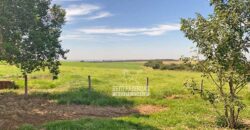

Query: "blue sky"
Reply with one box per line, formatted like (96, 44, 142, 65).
(53, 0, 213, 61)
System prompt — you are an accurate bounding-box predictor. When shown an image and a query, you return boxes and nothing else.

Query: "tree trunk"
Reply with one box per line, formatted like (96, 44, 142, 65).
(229, 106, 236, 128)
(224, 102, 229, 125)
(0, 28, 3, 52)
(24, 74, 28, 97)
(228, 78, 237, 128)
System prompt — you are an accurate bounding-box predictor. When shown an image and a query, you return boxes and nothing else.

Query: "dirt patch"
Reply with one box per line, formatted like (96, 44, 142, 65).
(0, 93, 137, 130)
(0, 93, 169, 130)
(242, 119, 250, 128)
(135, 105, 167, 115)
(165, 94, 187, 99)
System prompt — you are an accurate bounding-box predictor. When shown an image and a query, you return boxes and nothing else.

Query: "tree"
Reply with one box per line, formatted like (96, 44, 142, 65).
(181, 0, 250, 128)
(0, 0, 68, 96)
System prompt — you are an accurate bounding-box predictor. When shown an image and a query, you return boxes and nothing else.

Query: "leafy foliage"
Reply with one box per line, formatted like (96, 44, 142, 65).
(160, 63, 193, 71)
(144, 60, 163, 69)
(144, 60, 195, 71)
(0, 0, 68, 95)
(181, 0, 250, 128)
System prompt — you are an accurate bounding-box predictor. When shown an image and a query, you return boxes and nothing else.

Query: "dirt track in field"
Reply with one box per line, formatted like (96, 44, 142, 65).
(0, 93, 166, 130)
(0, 93, 137, 130)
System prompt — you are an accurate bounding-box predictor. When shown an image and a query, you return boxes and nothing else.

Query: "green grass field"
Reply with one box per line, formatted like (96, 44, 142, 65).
(1, 62, 250, 130)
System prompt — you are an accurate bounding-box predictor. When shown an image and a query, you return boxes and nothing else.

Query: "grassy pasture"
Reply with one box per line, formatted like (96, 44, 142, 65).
(0, 61, 250, 130)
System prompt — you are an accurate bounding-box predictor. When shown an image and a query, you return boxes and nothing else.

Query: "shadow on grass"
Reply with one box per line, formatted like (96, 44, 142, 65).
(31, 87, 134, 107)
(0, 92, 141, 129)
(19, 117, 159, 130)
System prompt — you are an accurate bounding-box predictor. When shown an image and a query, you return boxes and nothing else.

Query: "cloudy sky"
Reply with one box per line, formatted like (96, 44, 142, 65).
(53, 0, 213, 61)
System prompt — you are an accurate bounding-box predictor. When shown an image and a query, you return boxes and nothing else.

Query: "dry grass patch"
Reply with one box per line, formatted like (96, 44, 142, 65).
(135, 105, 167, 115)
(165, 94, 189, 100)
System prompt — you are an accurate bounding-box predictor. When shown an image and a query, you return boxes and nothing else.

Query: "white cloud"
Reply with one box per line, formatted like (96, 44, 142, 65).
(60, 33, 96, 40)
(78, 24, 180, 36)
(87, 12, 113, 20)
(143, 24, 180, 36)
(65, 3, 112, 22)
(65, 4, 100, 21)
(61, 24, 180, 41)
(60, 34, 83, 40)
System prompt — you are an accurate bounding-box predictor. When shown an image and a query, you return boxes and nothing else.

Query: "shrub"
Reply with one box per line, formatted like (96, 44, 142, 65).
(215, 116, 228, 127)
(160, 63, 191, 70)
(144, 60, 163, 69)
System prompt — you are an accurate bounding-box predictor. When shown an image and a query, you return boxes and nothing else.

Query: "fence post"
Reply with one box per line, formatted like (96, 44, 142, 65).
(146, 77, 149, 96)
(88, 75, 91, 96)
(200, 79, 203, 96)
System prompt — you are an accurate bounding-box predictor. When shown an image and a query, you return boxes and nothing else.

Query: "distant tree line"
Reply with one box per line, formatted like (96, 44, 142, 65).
(144, 60, 250, 79)
(144, 60, 195, 71)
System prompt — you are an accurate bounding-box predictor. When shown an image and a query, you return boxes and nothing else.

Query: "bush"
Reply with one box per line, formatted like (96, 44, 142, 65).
(144, 60, 163, 69)
(215, 116, 228, 127)
(215, 115, 244, 128)
(160, 63, 188, 70)
(144, 61, 195, 71)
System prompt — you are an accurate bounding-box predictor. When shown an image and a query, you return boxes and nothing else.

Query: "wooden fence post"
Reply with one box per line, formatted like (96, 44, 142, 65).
(88, 75, 91, 96)
(146, 77, 149, 96)
(200, 79, 203, 96)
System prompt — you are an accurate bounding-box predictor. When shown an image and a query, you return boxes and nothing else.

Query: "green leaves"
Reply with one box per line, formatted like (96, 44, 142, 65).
(0, 0, 67, 78)
(181, 0, 250, 128)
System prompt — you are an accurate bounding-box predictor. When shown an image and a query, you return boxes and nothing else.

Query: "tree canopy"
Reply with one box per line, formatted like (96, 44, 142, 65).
(181, 0, 250, 128)
(0, 0, 68, 96)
